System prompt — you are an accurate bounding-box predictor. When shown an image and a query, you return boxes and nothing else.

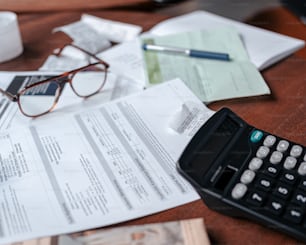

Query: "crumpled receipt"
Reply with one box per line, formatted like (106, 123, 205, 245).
(169, 101, 214, 136)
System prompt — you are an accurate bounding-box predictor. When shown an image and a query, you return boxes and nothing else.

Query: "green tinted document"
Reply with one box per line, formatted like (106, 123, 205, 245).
(142, 29, 270, 102)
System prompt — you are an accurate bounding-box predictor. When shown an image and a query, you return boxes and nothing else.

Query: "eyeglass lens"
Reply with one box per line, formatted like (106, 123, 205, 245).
(18, 63, 107, 117)
(19, 81, 60, 117)
(71, 63, 107, 97)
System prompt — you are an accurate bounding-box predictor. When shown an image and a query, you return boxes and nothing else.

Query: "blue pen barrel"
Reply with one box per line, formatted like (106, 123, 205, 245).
(189, 50, 230, 61)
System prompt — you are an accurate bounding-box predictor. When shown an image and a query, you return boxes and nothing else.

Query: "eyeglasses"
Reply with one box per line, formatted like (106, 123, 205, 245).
(0, 44, 110, 118)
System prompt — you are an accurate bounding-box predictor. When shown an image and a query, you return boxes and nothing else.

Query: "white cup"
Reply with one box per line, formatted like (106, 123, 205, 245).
(0, 11, 23, 63)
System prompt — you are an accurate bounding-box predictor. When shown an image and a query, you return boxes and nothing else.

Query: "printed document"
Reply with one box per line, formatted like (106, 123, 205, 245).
(97, 40, 147, 85)
(54, 14, 142, 46)
(53, 21, 111, 54)
(142, 29, 270, 102)
(0, 79, 214, 244)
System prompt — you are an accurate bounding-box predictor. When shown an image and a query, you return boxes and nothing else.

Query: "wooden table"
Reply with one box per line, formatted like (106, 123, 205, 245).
(0, 8, 305, 245)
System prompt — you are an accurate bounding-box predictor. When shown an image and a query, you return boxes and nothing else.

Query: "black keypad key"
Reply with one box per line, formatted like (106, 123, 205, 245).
(263, 164, 280, 178)
(292, 190, 306, 207)
(247, 191, 266, 207)
(284, 206, 304, 224)
(280, 171, 298, 185)
(273, 183, 292, 200)
(299, 177, 306, 191)
(256, 175, 274, 191)
(266, 197, 285, 215)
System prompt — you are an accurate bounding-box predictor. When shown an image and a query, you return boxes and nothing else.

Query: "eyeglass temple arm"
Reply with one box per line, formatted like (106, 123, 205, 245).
(54, 44, 110, 68)
(0, 88, 17, 101)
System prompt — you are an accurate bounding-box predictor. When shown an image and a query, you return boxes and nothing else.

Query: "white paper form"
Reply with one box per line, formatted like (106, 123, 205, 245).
(39, 55, 88, 72)
(149, 10, 305, 70)
(0, 71, 123, 130)
(53, 14, 142, 51)
(97, 40, 146, 86)
(81, 14, 142, 43)
(0, 79, 214, 244)
(53, 21, 111, 54)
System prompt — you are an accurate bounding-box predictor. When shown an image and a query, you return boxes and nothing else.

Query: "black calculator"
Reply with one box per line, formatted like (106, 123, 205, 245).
(177, 107, 306, 242)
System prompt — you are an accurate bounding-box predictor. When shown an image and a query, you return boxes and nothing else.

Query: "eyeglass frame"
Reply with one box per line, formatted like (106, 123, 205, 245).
(0, 44, 110, 118)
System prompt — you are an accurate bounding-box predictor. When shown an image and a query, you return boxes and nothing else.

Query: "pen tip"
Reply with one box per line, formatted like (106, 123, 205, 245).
(142, 43, 148, 50)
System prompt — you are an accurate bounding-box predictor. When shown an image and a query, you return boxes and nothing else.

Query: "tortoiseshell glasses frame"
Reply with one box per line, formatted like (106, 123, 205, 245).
(0, 44, 110, 118)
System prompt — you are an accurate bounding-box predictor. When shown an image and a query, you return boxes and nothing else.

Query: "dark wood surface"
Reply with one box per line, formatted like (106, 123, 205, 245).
(0, 0, 150, 13)
(0, 8, 305, 245)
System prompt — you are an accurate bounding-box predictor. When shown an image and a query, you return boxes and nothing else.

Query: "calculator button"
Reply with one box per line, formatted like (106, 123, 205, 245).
(240, 170, 255, 184)
(290, 145, 303, 158)
(276, 140, 289, 152)
(231, 183, 247, 200)
(283, 156, 297, 170)
(263, 135, 276, 147)
(292, 190, 306, 206)
(274, 183, 292, 200)
(298, 162, 306, 176)
(248, 158, 263, 171)
(284, 206, 304, 224)
(256, 176, 273, 191)
(256, 146, 270, 159)
(299, 178, 306, 191)
(266, 198, 285, 215)
(264, 165, 280, 178)
(280, 172, 298, 185)
(250, 130, 263, 143)
(247, 191, 266, 206)
(269, 151, 283, 164)
(303, 220, 306, 229)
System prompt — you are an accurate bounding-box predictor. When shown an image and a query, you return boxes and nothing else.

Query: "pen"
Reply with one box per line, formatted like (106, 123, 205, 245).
(142, 43, 231, 61)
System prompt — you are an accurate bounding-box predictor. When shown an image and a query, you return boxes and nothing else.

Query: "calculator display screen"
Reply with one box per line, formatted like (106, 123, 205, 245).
(190, 117, 240, 174)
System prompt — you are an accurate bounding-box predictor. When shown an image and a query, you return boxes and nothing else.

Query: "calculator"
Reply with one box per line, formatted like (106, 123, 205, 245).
(177, 107, 306, 242)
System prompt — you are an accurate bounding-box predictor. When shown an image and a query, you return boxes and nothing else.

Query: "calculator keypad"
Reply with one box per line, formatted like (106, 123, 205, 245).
(231, 132, 306, 227)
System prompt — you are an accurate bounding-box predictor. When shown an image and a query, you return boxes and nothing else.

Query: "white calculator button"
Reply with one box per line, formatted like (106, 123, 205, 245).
(284, 156, 297, 170)
(276, 140, 289, 152)
(249, 157, 263, 171)
(240, 170, 255, 184)
(298, 162, 306, 176)
(231, 183, 247, 200)
(290, 145, 303, 158)
(263, 135, 276, 147)
(269, 151, 283, 164)
(256, 146, 270, 159)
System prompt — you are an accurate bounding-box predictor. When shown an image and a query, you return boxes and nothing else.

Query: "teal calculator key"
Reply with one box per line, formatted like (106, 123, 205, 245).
(250, 130, 263, 143)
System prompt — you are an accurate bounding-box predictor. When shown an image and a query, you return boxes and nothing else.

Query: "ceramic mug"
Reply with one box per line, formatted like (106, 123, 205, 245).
(0, 11, 23, 63)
